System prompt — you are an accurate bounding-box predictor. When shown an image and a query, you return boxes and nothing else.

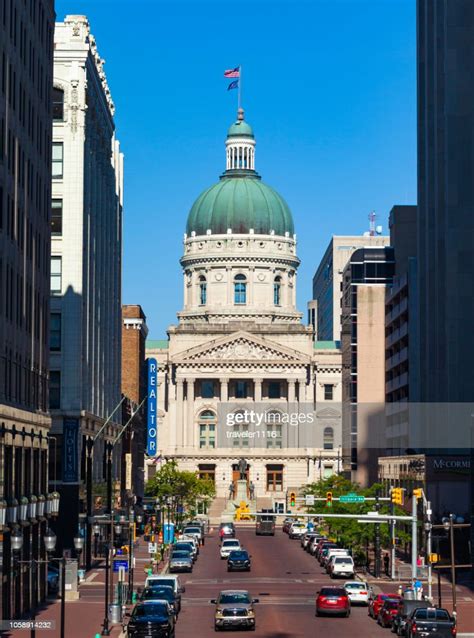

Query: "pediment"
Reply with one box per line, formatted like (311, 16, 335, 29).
(174, 331, 310, 364)
(316, 407, 341, 419)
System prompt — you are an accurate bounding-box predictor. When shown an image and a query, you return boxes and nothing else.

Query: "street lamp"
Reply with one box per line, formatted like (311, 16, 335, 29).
(11, 527, 23, 552)
(50, 492, 60, 516)
(74, 534, 85, 568)
(0, 499, 7, 528)
(443, 514, 457, 614)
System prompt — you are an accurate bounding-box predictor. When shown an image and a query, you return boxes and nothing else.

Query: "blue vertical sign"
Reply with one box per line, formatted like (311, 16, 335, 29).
(63, 418, 79, 482)
(146, 358, 158, 456)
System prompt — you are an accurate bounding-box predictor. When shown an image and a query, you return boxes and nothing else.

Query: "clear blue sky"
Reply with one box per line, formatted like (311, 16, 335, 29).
(55, 0, 417, 339)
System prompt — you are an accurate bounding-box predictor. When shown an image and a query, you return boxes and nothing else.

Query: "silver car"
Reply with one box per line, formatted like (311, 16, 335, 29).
(169, 550, 193, 573)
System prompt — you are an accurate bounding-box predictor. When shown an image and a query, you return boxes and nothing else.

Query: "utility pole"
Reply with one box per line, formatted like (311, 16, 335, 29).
(374, 490, 381, 578)
(390, 498, 396, 580)
(412, 494, 418, 579)
(425, 500, 433, 601)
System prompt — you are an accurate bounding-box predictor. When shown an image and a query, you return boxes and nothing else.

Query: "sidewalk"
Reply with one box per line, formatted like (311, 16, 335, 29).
(5, 537, 162, 638)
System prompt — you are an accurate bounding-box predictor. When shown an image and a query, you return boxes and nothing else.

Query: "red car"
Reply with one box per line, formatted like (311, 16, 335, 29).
(368, 593, 401, 618)
(377, 598, 401, 628)
(316, 586, 351, 617)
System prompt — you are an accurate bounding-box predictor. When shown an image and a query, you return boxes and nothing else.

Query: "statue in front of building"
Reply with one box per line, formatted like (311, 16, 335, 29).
(238, 457, 248, 480)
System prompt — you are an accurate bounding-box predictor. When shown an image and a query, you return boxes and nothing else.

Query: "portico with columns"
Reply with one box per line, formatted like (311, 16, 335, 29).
(146, 109, 342, 504)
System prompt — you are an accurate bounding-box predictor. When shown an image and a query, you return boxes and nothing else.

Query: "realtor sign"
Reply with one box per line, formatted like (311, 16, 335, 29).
(146, 358, 158, 455)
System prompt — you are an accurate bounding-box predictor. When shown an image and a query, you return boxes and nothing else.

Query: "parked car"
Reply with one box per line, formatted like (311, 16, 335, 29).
(319, 545, 341, 566)
(169, 550, 193, 573)
(144, 575, 185, 611)
(377, 598, 401, 628)
(227, 550, 251, 572)
(211, 590, 259, 631)
(183, 525, 203, 543)
(315, 586, 351, 617)
(282, 518, 296, 533)
(139, 585, 179, 616)
(329, 556, 355, 579)
(220, 539, 242, 559)
(219, 522, 236, 539)
(173, 541, 197, 561)
(317, 542, 338, 561)
(177, 535, 199, 556)
(125, 601, 175, 637)
(368, 593, 401, 619)
(288, 522, 307, 539)
(309, 537, 327, 555)
(405, 607, 456, 638)
(301, 532, 319, 550)
(323, 548, 350, 570)
(343, 581, 369, 605)
(391, 598, 431, 636)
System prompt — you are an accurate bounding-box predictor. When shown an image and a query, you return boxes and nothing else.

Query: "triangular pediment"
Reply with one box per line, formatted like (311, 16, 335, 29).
(174, 331, 310, 364)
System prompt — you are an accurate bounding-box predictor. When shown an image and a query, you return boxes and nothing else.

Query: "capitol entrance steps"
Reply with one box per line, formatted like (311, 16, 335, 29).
(208, 497, 227, 524)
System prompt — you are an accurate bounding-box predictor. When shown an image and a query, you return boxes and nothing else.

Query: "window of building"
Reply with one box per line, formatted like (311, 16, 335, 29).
(323, 465, 334, 478)
(49, 371, 60, 409)
(200, 379, 215, 399)
(268, 381, 281, 399)
(198, 410, 216, 449)
(52, 87, 64, 120)
(50, 256, 61, 293)
(235, 380, 248, 399)
(323, 426, 334, 450)
(198, 464, 216, 483)
(266, 464, 283, 491)
(52, 142, 63, 178)
(51, 199, 62, 235)
(50, 313, 61, 351)
(324, 384, 334, 400)
(198, 275, 207, 305)
(234, 274, 247, 304)
(273, 276, 281, 305)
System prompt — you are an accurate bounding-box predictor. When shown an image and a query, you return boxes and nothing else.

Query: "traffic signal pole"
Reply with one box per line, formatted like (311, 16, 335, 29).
(412, 494, 418, 579)
(390, 499, 396, 580)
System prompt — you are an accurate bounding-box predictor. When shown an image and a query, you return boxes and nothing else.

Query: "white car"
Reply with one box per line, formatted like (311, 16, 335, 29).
(220, 539, 241, 559)
(323, 548, 350, 569)
(329, 556, 355, 579)
(343, 581, 369, 605)
(288, 523, 307, 539)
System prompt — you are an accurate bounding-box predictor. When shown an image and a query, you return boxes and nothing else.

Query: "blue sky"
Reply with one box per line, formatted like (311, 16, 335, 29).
(56, 0, 417, 338)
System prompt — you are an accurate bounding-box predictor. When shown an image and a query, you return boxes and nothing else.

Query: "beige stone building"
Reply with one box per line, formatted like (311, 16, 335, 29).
(146, 110, 342, 509)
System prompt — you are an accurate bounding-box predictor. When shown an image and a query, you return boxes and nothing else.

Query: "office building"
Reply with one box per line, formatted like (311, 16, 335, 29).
(49, 15, 123, 553)
(0, 0, 56, 620)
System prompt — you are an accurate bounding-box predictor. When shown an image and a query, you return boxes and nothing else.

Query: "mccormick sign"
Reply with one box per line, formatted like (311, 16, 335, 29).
(146, 358, 158, 455)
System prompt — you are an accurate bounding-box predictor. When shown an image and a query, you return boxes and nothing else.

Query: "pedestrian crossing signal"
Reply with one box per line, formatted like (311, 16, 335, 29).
(326, 491, 333, 507)
(289, 492, 296, 508)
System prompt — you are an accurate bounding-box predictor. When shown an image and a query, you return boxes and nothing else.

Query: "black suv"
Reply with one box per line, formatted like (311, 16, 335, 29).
(227, 550, 251, 572)
(126, 601, 175, 637)
(391, 599, 430, 636)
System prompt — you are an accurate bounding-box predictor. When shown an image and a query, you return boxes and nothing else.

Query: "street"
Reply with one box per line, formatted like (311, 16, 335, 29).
(175, 525, 388, 638)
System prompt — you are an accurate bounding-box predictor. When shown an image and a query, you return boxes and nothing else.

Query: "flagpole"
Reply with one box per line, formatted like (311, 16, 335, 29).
(238, 64, 242, 110)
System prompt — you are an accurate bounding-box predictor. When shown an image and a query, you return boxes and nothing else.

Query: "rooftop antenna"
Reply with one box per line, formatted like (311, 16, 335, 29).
(368, 211, 376, 236)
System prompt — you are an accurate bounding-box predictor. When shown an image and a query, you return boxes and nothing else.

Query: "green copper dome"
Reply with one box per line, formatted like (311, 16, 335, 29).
(186, 176, 294, 236)
(186, 109, 294, 237)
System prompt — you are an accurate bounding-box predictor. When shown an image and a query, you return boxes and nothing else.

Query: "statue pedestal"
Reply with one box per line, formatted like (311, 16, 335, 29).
(235, 479, 248, 502)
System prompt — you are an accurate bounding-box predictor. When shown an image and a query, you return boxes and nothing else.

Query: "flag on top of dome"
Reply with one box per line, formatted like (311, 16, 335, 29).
(227, 80, 239, 91)
(224, 66, 240, 78)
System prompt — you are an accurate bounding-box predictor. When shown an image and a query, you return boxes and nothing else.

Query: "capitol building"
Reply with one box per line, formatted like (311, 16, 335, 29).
(146, 109, 342, 510)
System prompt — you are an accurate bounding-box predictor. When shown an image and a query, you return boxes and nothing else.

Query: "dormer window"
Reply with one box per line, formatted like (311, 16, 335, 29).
(234, 274, 247, 304)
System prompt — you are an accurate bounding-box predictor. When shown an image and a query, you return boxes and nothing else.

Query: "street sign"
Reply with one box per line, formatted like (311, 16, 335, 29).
(305, 495, 315, 506)
(340, 492, 365, 503)
(113, 559, 129, 572)
(148, 542, 157, 554)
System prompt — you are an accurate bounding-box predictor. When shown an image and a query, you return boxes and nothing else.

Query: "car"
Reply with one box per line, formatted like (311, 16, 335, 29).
(220, 539, 241, 559)
(125, 601, 175, 637)
(368, 593, 401, 619)
(211, 590, 259, 631)
(317, 542, 338, 561)
(405, 607, 456, 638)
(377, 598, 401, 628)
(139, 585, 179, 616)
(227, 550, 251, 572)
(255, 512, 275, 536)
(144, 576, 185, 611)
(219, 522, 236, 539)
(173, 541, 197, 561)
(301, 532, 319, 550)
(391, 598, 431, 636)
(177, 535, 200, 556)
(288, 522, 307, 539)
(319, 545, 341, 566)
(329, 555, 355, 579)
(315, 586, 351, 617)
(282, 518, 296, 533)
(169, 550, 193, 573)
(183, 525, 203, 543)
(343, 581, 370, 605)
(309, 536, 327, 555)
(324, 549, 350, 570)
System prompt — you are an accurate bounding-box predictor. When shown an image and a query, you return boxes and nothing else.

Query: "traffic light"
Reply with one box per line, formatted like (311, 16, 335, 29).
(391, 487, 404, 506)
(326, 491, 333, 508)
(413, 488, 423, 500)
(289, 491, 296, 508)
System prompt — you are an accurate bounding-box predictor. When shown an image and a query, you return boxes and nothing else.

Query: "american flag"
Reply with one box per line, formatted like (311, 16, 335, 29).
(224, 67, 240, 78)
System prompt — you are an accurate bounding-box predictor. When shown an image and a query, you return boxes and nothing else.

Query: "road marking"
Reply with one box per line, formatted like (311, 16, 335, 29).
(84, 571, 99, 583)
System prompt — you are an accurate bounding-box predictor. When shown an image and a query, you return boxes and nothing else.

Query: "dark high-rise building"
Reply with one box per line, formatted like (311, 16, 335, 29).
(417, 0, 474, 561)
(0, 0, 56, 621)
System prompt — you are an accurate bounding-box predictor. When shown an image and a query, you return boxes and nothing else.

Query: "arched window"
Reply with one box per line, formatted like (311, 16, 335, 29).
(323, 426, 334, 450)
(52, 87, 64, 120)
(273, 276, 281, 306)
(198, 410, 216, 449)
(199, 275, 207, 305)
(234, 274, 247, 305)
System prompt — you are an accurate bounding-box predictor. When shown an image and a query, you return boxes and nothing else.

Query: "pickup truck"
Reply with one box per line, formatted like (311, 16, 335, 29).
(405, 607, 456, 637)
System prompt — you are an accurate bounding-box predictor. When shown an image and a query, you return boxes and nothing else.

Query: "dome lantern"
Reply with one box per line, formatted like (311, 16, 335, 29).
(225, 108, 256, 172)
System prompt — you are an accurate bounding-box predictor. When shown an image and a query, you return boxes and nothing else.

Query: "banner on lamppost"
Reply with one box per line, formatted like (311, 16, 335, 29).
(146, 358, 158, 455)
(63, 418, 79, 482)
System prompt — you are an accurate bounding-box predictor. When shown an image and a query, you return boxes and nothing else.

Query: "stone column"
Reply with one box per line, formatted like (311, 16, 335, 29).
(288, 379, 296, 403)
(254, 379, 262, 402)
(220, 378, 229, 402)
(176, 379, 184, 448)
(186, 378, 195, 449)
(226, 266, 232, 305)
